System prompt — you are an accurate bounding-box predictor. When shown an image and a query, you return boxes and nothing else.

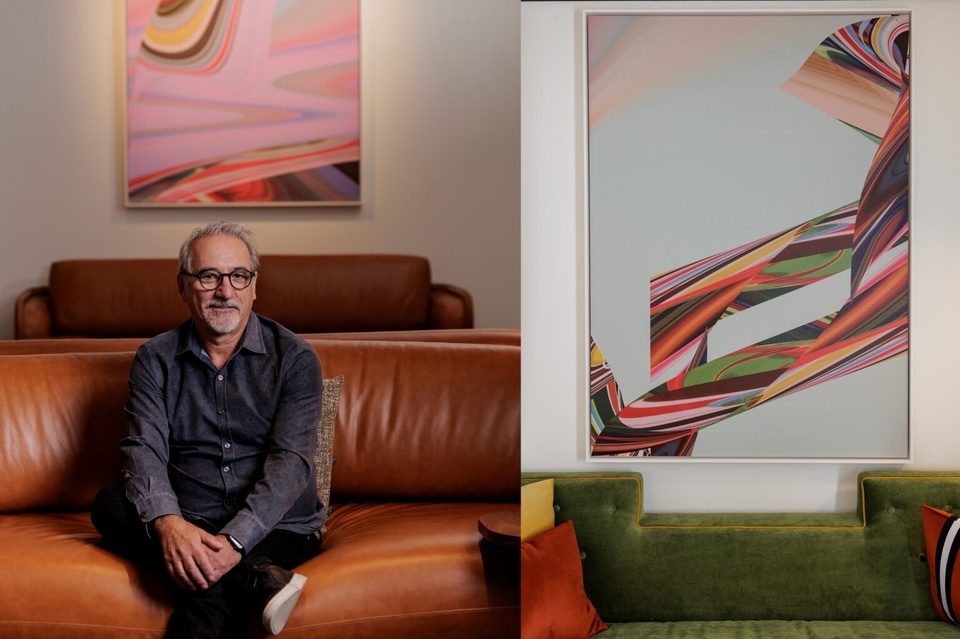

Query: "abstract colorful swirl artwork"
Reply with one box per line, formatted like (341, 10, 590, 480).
(124, 0, 360, 206)
(587, 13, 909, 458)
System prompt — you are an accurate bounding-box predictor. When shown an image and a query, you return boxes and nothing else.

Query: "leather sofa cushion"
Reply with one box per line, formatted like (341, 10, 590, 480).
(0, 504, 520, 638)
(0, 512, 172, 635)
(295, 501, 520, 636)
(48, 255, 433, 337)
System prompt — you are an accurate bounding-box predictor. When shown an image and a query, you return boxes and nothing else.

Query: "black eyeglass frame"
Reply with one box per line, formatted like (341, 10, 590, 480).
(181, 268, 257, 291)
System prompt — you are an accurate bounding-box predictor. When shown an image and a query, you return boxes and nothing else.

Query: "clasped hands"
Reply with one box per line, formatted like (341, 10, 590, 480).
(153, 514, 242, 591)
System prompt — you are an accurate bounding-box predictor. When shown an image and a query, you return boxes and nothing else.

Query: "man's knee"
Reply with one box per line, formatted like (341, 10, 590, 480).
(91, 481, 128, 539)
(91, 481, 155, 561)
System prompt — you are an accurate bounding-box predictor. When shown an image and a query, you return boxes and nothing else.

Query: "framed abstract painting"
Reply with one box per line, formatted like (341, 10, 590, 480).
(124, 0, 360, 207)
(586, 10, 910, 460)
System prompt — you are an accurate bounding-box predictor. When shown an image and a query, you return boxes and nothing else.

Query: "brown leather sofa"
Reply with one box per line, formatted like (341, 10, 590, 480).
(0, 329, 520, 356)
(15, 255, 473, 338)
(0, 339, 519, 638)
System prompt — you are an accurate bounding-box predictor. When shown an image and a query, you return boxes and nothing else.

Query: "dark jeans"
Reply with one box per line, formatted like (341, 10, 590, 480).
(91, 482, 321, 639)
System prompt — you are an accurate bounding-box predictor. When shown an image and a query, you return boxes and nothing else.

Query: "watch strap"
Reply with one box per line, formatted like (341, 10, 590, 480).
(226, 534, 245, 555)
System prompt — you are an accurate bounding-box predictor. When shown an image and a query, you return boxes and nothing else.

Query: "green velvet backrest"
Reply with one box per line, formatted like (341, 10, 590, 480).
(521, 471, 960, 623)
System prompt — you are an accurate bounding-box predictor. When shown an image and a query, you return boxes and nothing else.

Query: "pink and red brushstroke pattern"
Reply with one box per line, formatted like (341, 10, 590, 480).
(126, 0, 359, 204)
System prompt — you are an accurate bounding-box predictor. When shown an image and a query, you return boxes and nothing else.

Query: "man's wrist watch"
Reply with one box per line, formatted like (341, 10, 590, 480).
(226, 534, 245, 555)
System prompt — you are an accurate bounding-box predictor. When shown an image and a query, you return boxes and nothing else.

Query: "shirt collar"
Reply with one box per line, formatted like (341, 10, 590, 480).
(175, 313, 266, 359)
(238, 313, 266, 355)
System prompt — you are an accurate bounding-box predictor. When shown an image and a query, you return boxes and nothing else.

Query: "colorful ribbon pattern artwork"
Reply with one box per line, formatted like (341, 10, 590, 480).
(591, 16, 909, 457)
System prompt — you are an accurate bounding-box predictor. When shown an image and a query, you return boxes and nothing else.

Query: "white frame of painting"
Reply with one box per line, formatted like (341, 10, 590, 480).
(582, 7, 912, 463)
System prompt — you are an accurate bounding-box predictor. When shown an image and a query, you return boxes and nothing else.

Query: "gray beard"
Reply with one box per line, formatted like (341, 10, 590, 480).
(202, 304, 241, 334)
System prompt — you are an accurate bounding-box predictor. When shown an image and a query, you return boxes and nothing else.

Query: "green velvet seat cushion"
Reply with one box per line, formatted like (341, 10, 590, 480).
(599, 621, 960, 638)
(521, 472, 960, 623)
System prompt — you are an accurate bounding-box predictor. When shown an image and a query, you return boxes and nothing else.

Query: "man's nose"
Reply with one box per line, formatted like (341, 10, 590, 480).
(214, 277, 235, 296)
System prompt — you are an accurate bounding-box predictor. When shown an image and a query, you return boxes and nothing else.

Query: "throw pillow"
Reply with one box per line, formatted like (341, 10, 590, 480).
(922, 504, 960, 625)
(521, 479, 555, 542)
(521, 519, 607, 639)
(315, 375, 344, 517)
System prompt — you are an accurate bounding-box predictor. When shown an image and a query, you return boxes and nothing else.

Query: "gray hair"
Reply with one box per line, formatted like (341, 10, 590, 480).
(178, 222, 260, 274)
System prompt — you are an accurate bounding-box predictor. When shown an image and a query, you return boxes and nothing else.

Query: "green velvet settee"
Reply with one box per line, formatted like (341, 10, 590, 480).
(520, 470, 960, 639)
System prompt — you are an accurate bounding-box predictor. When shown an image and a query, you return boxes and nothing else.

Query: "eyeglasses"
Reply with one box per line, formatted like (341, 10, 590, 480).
(181, 268, 256, 290)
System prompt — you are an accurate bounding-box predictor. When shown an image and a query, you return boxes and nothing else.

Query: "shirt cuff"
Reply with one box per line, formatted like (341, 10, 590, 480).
(130, 490, 181, 524)
(220, 510, 265, 552)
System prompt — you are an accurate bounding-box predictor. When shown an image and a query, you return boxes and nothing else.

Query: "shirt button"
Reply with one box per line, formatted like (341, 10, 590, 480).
(218, 408, 225, 415)
(223, 466, 230, 473)
(224, 442, 231, 449)
(217, 374, 224, 381)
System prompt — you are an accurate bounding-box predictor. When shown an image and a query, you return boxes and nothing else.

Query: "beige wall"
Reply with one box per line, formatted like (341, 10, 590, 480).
(0, 0, 520, 339)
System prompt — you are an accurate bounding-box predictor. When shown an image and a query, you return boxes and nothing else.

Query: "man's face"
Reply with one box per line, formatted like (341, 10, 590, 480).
(178, 234, 257, 338)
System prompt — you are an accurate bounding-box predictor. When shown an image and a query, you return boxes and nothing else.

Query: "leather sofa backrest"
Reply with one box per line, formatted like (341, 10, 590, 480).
(45, 255, 437, 338)
(0, 330, 521, 356)
(315, 340, 520, 502)
(0, 353, 129, 512)
(50, 259, 186, 337)
(0, 340, 519, 513)
(256, 255, 432, 333)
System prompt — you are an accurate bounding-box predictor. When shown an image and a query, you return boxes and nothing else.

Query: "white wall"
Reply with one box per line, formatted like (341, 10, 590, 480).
(521, 1, 960, 512)
(0, 0, 520, 339)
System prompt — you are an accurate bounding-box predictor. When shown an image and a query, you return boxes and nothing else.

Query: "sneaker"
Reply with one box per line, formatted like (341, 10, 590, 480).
(254, 563, 308, 635)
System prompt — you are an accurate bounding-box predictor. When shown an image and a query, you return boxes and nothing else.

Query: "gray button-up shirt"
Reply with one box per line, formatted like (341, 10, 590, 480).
(121, 313, 325, 550)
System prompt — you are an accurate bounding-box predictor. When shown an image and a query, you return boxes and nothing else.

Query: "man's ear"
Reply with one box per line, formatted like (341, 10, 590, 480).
(177, 275, 187, 301)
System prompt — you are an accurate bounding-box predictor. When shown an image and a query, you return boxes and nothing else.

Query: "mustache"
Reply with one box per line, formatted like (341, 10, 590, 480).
(204, 300, 240, 310)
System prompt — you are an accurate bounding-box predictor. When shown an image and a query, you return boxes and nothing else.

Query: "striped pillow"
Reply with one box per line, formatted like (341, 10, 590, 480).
(923, 504, 960, 625)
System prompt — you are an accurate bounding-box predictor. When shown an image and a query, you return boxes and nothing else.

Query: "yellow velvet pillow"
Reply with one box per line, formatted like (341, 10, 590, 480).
(521, 479, 555, 542)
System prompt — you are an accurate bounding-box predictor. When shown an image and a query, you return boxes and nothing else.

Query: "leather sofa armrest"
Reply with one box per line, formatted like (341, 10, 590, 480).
(15, 287, 53, 339)
(429, 284, 474, 329)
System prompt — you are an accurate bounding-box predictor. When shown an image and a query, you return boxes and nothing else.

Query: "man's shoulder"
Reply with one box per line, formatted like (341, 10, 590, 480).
(138, 320, 191, 358)
(253, 315, 322, 382)
(128, 321, 193, 384)
(253, 314, 317, 357)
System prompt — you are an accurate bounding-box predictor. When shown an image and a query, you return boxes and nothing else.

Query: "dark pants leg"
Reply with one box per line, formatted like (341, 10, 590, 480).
(91, 482, 322, 639)
(244, 527, 323, 572)
(164, 580, 240, 639)
(165, 528, 322, 638)
(91, 481, 164, 572)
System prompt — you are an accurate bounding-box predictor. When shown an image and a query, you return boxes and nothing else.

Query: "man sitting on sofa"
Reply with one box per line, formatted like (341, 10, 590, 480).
(92, 221, 325, 638)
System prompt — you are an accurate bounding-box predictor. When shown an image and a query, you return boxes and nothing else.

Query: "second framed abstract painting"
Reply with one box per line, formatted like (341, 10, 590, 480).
(124, 0, 360, 207)
(586, 10, 910, 460)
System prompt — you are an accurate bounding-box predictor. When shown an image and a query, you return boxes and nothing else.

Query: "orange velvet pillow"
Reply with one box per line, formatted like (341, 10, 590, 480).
(923, 505, 960, 625)
(521, 519, 607, 639)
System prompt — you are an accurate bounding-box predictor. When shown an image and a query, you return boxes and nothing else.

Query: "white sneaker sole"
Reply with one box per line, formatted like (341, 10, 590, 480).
(262, 572, 308, 635)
